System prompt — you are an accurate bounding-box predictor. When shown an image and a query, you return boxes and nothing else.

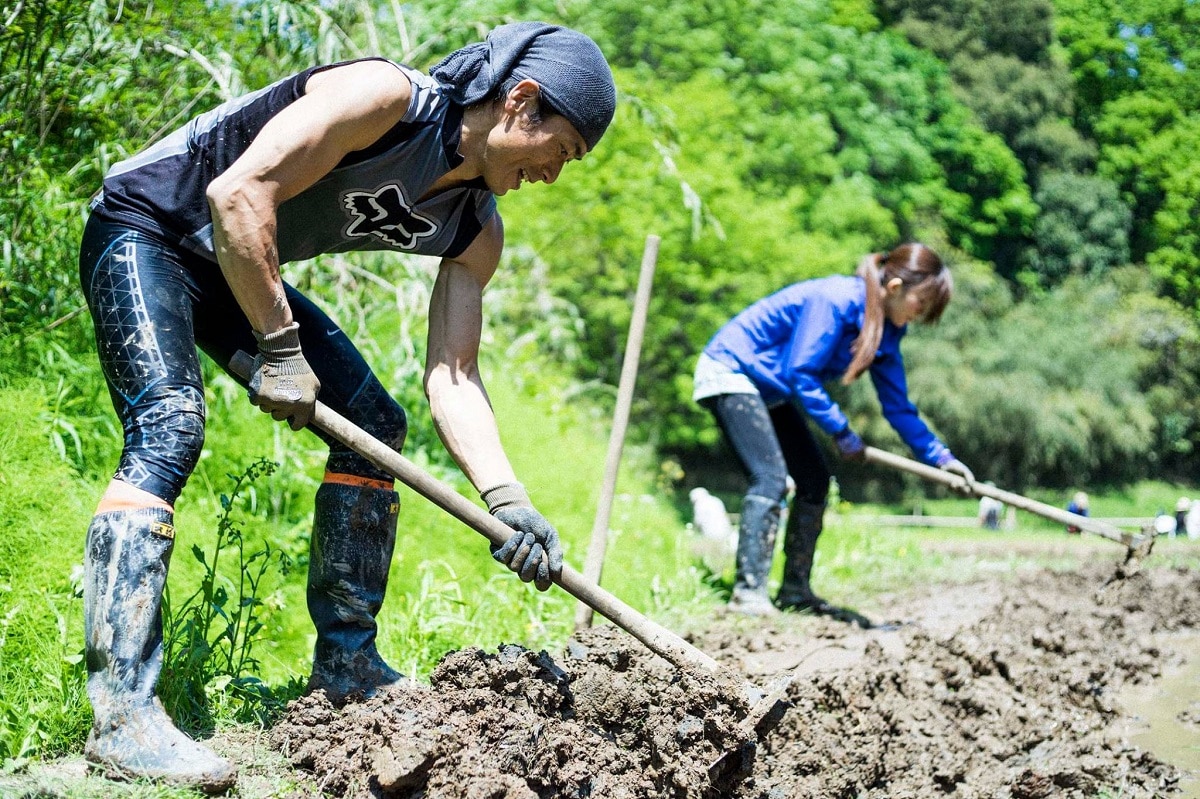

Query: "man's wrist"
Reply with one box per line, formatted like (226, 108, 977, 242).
(254, 320, 302, 356)
(480, 482, 531, 512)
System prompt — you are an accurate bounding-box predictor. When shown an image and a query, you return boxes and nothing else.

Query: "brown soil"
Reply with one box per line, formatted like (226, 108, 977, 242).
(267, 560, 1200, 799)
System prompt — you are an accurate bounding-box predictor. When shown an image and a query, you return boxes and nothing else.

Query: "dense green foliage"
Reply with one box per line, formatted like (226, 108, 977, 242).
(490, 0, 1200, 484)
(4, 0, 1199, 490)
(1053, 0, 1200, 310)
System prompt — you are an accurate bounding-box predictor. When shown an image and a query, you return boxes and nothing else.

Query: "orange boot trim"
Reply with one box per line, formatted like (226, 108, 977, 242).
(323, 471, 395, 491)
(95, 479, 174, 515)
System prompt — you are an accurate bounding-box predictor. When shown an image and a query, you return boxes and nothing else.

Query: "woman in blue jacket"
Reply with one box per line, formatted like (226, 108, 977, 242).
(694, 243, 974, 620)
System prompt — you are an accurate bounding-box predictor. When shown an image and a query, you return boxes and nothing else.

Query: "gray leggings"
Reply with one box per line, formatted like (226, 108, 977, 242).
(701, 392, 831, 506)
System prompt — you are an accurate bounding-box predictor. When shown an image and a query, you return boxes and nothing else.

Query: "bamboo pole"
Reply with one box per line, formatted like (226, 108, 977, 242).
(574, 234, 660, 631)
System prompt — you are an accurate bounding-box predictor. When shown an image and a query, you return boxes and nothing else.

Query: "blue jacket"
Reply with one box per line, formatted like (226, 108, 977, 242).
(703, 274, 950, 466)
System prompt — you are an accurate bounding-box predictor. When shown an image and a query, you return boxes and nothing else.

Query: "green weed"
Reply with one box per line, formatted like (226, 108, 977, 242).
(160, 459, 302, 733)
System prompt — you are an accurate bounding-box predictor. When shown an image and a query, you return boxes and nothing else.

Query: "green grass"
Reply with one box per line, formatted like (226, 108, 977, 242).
(0, 382, 100, 761)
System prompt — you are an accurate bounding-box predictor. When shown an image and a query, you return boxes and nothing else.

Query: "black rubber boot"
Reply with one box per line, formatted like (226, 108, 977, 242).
(83, 508, 237, 794)
(728, 494, 782, 616)
(306, 482, 406, 704)
(776, 500, 874, 628)
(776, 499, 826, 610)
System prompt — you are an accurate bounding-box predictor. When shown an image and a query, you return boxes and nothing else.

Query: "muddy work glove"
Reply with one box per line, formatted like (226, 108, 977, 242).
(249, 321, 320, 431)
(482, 482, 563, 592)
(937, 455, 975, 493)
(833, 426, 866, 462)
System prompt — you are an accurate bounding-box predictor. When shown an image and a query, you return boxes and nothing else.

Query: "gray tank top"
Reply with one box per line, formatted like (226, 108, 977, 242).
(95, 59, 496, 263)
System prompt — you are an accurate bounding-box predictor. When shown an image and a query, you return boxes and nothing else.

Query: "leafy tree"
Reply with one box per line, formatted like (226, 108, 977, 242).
(1053, 0, 1140, 127)
(878, 0, 1056, 64)
(1055, 0, 1200, 308)
(875, 0, 1085, 275)
(950, 53, 1095, 179)
(1023, 171, 1131, 286)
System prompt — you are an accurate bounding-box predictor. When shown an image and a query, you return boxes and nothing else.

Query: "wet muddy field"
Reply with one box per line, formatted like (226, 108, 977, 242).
(267, 558, 1200, 799)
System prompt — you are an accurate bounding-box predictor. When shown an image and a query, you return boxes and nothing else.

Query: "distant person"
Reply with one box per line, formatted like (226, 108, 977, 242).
(77, 23, 616, 791)
(693, 243, 973, 622)
(978, 492, 1004, 530)
(1175, 497, 1190, 535)
(1066, 491, 1089, 534)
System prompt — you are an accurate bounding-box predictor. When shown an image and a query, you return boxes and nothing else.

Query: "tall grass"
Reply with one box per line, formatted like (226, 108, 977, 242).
(0, 384, 97, 761)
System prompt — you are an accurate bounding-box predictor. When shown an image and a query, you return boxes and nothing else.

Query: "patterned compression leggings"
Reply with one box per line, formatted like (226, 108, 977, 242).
(78, 211, 408, 504)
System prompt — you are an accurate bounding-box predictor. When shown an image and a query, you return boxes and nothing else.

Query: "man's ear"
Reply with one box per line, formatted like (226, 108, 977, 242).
(884, 276, 904, 295)
(504, 79, 542, 114)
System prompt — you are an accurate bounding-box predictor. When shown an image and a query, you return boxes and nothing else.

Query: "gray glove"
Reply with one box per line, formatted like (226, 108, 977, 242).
(249, 321, 320, 431)
(482, 482, 563, 592)
(939, 457, 975, 493)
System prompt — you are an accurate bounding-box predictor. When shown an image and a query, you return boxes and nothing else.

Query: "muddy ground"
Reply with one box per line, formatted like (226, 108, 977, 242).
(266, 555, 1200, 799)
(5, 546, 1196, 798)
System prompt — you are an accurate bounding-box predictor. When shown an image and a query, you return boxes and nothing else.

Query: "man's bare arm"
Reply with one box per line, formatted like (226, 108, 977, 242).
(206, 60, 412, 335)
(423, 213, 518, 490)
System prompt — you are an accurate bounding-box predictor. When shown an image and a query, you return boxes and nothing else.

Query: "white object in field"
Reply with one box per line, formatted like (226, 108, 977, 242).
(978, 496, 1004, 529)
(690, 487, 735, 543)
(1187, 501, 1200, 541)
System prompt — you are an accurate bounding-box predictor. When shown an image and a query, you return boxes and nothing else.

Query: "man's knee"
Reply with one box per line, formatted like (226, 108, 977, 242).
(360, 393, 407, 452)
(326, 388, 407, 479)
(117, 384, 206, 502)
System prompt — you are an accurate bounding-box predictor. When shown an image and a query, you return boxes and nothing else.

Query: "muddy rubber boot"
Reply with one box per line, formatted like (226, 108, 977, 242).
(776, 500, 874, 628)
(728, 494, 782, 617)
(83, 508, 237, 794)
(306, 482, 406, 704)
(775, 499, 827, 611)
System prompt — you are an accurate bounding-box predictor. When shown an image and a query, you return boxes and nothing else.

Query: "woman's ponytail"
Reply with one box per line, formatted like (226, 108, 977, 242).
(842, 253, 885, 385)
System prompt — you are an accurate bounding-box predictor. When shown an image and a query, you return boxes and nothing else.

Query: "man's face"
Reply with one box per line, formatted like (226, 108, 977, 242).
(482, 93, 589, 196)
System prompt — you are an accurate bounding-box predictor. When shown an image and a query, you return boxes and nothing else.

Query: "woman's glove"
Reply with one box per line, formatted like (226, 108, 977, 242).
(482, 482, 563, 591)
(938, 456, 975, 493)
(249, 321, 320, 431)
(833, 427, 866, 461)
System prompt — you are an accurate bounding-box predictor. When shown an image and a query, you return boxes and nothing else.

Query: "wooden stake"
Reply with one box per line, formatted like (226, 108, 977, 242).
(574, 234, 660, 632)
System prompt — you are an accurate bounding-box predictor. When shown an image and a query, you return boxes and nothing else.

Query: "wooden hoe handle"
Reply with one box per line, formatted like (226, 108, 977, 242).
(228, 351, 723, 676)
(863, 446, 1141, 548)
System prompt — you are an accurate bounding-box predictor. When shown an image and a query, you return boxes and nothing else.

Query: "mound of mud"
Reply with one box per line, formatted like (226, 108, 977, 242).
(270, 565, 1200, 798)
(271, 627, 754, 798)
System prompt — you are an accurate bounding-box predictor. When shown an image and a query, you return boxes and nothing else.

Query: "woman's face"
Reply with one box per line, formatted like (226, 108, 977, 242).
(882, 279, 925, 326)
(482, 81, 588, 196)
